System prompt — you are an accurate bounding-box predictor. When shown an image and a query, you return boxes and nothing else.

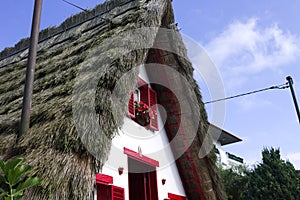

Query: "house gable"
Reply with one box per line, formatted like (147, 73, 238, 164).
(0, 0, 226, 199)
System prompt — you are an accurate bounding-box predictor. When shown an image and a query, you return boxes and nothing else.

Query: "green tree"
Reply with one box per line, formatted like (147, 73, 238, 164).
(218, 164, 249, 200)
(0, 158, 41, 200)
(243, 147, 300, 200)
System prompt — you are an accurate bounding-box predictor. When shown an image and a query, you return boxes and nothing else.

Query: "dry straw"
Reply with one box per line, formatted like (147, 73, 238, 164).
(0, 0, 226, 199)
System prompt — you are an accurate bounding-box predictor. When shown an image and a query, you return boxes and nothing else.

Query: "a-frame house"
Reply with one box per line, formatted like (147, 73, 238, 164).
(0, 0, 226, 199)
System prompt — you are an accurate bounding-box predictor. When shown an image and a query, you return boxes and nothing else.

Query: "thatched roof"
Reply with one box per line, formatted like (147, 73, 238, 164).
(0, 0, 226, 199)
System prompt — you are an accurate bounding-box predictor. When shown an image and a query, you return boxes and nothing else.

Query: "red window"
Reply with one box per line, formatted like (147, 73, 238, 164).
(128, 78, 158, 131)
(96, 174, 125, 200)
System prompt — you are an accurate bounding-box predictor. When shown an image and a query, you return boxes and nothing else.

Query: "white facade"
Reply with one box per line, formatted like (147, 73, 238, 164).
(211, 124, 244, 168)
(214, 141, 244, 168)
(100, 66, 186, 199)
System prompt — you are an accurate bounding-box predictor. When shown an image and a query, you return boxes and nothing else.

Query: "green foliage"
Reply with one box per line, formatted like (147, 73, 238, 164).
(243, 147, 300, 200)
(218, 164, 249, 200)
(0, 158, 41, 200)
(219, 148, 300, 200)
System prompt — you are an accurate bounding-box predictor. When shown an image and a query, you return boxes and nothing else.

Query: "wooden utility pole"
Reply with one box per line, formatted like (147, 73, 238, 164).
(19, 0, 43, 139)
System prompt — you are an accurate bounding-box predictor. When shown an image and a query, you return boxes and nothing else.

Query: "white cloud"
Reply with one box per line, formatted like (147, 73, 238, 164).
(205, 18, 300, 76)
(286, 152, 300, 161)
(285, 152, 300, 169)
(202, 17, 300, 110)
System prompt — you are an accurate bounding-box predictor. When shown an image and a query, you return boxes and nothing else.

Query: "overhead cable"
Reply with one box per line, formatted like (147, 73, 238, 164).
(204, 82, 289, 104)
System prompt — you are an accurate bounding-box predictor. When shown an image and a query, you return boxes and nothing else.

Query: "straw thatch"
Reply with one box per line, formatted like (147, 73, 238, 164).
(0, 0, 226, 199)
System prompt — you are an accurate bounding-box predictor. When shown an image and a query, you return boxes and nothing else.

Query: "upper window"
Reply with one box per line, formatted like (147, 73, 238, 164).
(128, 78, 158, 131)
(133, 89, 140, 102)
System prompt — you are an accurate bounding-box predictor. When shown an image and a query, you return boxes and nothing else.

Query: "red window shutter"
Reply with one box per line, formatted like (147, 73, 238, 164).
(148, 88, 158, 131)
(128, 92, 135, 118)
(148, 171, 159, 200)
(111, 186, 125, 200)
(97, 184, 111, 200)
(139, 85, 148, 105)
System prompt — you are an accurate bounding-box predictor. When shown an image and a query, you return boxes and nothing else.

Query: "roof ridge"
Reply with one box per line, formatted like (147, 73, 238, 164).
(0, 0, 137, 61)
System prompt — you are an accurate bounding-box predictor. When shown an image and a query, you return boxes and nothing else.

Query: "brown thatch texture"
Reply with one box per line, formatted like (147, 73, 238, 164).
(0, 0, 226, 199)
(0, 0, 166, 199)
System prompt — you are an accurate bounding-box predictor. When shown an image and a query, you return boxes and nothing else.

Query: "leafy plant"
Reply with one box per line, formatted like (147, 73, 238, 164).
(135, 101, 151, 122)
(0, 158, 41, 200)
(218, 164, 249, 200)
(134, 101, 157, 123)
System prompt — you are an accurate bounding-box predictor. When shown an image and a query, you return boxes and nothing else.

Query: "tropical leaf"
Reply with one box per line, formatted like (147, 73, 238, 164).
(0, 158, 40, 199)
(7, 168, 15, 186)
(10, 165, 31, 187)
(0, 160, 5, 174)
(0, 188, 8, 198)
(12, 189, 23, 200)
(0, 174, 7, 184)
(6, 158, 24, 171)
(16, 177, 41, 192)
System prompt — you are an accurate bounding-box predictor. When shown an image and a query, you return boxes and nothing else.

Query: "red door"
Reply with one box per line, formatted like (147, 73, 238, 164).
(128, 158, 158, 200)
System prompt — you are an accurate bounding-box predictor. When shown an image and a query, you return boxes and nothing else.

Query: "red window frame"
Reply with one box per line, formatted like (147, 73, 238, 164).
(96, 173, 113, 185)
(127, 77, 158, 131)
(125, 147, 159, 200)
(124, 147, 159, 167)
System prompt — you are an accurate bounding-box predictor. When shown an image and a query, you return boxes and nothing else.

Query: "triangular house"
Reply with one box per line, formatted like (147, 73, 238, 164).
(0, 0, 226, 199)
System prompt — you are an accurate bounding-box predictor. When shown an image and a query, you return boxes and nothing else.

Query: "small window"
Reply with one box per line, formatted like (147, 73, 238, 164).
(127, 78, 158, 131)
(133, 89, 140, 102)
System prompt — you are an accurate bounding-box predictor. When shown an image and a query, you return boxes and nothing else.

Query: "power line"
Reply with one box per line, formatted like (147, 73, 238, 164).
(62, 0, 88, 12)
(204, 82, 289, 104)
(61, 0, 110, 21)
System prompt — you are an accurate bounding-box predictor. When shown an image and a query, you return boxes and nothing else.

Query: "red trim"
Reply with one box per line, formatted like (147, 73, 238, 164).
(153, 49, 206, 200)
(124, 147, 159, 167)
(168, 193, 186, 200)
(139, 84, 149, 105)
(96, 173, 113, 185)
(149, 87, 158, 131)
(128, 92, 136, 118)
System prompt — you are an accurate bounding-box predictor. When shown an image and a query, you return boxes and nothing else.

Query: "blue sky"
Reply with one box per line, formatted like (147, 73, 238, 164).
(172, 0, 300, 168)
(1, 0, 300, 169)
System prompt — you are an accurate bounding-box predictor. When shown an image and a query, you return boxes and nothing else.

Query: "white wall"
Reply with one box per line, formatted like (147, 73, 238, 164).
(101, 65, 186, 199)
(214, 141, 243, 168)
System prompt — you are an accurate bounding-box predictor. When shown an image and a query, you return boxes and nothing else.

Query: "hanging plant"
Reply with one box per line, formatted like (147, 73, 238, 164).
(135, 101, 150, 125)
(134, 101, 157, 126)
